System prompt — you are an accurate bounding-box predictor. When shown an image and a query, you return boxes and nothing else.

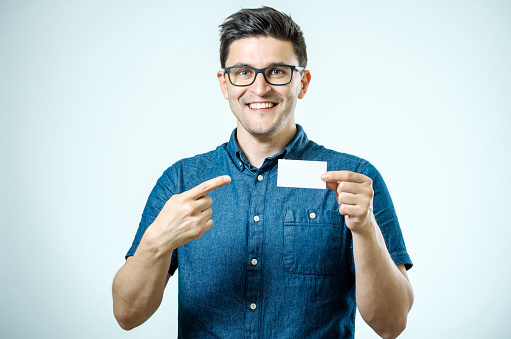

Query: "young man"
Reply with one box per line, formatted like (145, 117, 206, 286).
(113, 7, 413, 339)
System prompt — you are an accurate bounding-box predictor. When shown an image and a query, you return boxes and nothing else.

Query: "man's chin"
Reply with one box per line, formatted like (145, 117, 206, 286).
(247, 126, 275, 137)
(237, 114, 293, 139)
(243, 123, 279, 137)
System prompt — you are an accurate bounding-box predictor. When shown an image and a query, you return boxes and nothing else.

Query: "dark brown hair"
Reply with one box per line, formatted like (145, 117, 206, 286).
(219, 6, 307, 68)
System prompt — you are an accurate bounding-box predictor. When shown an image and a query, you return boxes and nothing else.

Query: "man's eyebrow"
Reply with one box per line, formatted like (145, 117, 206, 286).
(231, 62, 251, 67)
(266, 62, 289, 66)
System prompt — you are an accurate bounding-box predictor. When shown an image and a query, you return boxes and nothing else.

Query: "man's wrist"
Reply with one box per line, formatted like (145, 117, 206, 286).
(139, 224, 175, 260)
(350, 218, 378, 241)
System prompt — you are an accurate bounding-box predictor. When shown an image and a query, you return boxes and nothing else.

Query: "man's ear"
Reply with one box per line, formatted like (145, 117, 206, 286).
(298, 70, 311, 99)
(217, 71, 229, 100)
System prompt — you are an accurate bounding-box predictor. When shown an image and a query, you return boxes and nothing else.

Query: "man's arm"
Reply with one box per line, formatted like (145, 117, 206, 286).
(112, 250, 172, 330)
(322, 171, 413, 339)
(352, 222, 413, 339)
(112, 175, 231, 330)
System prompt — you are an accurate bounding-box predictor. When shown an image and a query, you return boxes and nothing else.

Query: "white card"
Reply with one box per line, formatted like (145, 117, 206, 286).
(277, 159, 327, 189)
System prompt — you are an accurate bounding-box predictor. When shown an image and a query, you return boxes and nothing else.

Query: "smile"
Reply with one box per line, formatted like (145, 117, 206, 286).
(248, 102, 277, 110)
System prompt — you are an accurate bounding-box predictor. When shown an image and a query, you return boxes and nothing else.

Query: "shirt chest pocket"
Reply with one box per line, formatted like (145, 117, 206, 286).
(282, 209, 344, 276)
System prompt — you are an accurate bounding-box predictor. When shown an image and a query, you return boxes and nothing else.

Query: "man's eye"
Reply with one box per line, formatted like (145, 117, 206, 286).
(236, 69, 252, 76)
(268, 67, 288, 77)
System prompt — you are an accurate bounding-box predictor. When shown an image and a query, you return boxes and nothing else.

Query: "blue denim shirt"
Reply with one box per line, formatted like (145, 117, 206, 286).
(126, 125, 412, 338)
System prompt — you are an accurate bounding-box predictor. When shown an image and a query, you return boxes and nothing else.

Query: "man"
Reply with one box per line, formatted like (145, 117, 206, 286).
(112, 6, 413, 339)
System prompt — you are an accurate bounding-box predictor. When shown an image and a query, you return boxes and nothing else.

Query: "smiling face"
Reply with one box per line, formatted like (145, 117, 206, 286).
(218, 37, 310, 140)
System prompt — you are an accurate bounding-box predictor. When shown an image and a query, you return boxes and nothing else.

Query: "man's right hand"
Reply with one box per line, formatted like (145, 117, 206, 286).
(142, 175, 232, 253)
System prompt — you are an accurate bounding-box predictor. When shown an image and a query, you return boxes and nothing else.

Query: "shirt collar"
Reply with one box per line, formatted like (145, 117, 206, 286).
(226, 124, 309, 173)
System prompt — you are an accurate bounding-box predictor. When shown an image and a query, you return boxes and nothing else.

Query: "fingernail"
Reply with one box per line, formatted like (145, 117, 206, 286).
(224, 175, 231, 182)
(321, 173, 327, 180)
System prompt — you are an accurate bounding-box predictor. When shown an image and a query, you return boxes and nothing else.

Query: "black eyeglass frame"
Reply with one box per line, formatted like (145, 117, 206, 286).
(223, 64, 305, 86)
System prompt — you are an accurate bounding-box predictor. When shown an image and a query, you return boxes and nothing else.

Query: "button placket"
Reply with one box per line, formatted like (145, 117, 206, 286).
(245, 170, 268, 336)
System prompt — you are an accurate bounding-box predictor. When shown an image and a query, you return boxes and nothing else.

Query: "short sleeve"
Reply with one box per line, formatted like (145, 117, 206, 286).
(125, 167, 179, 276)
(361, 161, 413, 270)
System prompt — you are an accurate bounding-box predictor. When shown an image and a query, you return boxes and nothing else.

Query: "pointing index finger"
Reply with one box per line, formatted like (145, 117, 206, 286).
(187, 175, 231, 199)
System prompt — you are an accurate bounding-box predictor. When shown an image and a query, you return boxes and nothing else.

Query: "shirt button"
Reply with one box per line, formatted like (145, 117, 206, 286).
(309, 212, 317, 219)
(253, 215, 260, 222)
(257, 175, 263, 181)
(250, 303, 257, 310)
(251, 258, 258, 266)
(239, 161, 242, 166)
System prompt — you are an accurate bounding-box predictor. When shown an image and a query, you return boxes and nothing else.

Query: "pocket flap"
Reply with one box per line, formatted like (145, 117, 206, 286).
(284, 209, 341, 226)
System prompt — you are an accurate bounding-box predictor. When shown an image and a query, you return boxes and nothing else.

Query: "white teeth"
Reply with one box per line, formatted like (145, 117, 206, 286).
(249, 102, 276, 110)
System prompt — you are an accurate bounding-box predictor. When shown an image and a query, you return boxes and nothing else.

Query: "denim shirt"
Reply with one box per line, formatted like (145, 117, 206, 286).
(126, 125, 412, 338)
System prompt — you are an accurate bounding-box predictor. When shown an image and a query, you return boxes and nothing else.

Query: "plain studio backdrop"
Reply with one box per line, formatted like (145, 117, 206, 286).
(1, 1, 510, 338)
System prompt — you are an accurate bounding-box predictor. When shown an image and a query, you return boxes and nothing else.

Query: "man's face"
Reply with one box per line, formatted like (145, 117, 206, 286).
(218, 37, 310, 138)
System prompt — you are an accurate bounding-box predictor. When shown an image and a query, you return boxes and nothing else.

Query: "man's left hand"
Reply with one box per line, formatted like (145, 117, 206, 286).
(321, 171, 375, 234)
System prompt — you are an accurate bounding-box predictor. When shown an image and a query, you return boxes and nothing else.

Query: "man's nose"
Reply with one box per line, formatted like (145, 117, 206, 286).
(250, 72, 272, 96)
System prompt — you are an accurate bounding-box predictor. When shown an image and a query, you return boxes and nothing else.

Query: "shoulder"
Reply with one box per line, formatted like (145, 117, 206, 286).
(302, 140, 376, 175)
(173, 143, 227, 170)
(158, 143, 229, 192)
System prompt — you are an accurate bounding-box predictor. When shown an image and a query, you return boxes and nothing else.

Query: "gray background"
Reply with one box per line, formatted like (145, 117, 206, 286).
(1, 1, 510, 338)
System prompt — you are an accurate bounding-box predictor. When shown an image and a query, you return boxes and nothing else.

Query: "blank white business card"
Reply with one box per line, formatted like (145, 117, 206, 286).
(277, 159, 327, 189)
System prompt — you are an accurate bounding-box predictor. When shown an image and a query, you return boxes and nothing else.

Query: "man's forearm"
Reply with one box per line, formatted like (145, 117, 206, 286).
(112, 232, 174, 331)
(353, 220, 413, 339)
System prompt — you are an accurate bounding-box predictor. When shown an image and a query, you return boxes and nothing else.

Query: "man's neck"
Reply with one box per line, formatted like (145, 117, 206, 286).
(236, 124, 297, 169)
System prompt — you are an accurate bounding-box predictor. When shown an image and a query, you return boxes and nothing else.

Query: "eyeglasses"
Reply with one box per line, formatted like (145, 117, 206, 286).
(223, 64, 305, 86)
